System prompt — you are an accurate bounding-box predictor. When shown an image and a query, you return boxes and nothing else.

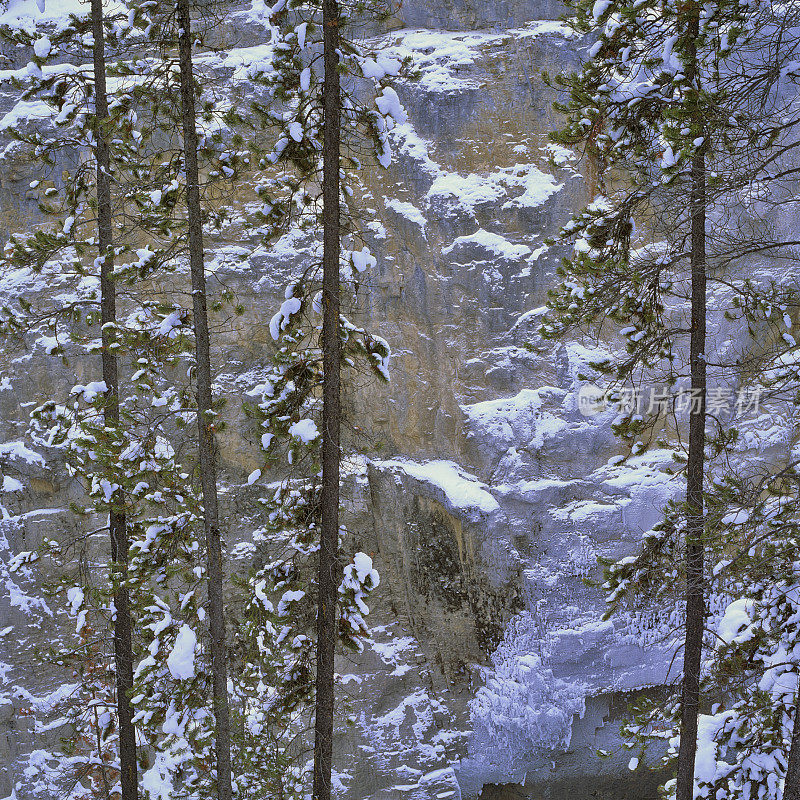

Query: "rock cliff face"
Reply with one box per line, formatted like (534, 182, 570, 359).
(0, 2, 697, 799)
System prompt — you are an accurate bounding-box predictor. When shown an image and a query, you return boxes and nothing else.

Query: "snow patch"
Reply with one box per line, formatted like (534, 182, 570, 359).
(288, 418, 319, 443)
(442, 229, 531, 260)
(166, 624, 197, 680)
(462, 388, 568, 452)
(375, 458, 499, 514)
(427, 163, 560, 215)
(385, 198, 427, 233)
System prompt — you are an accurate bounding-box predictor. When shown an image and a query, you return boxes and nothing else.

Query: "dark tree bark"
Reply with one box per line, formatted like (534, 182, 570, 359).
(90, 3, 137, 798)
(175, 4, 233, 799)
(675, 11, 708, 795)
(784, 702, 800, 799)
(675, 146, 707, 800)
(312, 0, 341, 797)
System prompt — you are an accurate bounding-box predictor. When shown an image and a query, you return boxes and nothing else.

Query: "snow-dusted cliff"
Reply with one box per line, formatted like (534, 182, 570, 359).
(0, 1, 759, 798)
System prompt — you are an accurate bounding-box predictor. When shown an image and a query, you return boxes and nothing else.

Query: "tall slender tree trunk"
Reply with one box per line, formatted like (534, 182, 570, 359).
(784, 702, 800, 799)
(90, 4, 138, 798)
(675, 10, 707, 793)
(175, 4, 233, 799)
(312, 0, 341, 797)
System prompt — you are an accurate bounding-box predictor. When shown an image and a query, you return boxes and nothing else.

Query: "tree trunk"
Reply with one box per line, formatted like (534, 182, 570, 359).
(90, 4, 137, 798)
(175, 4, 233, 799)
(784, 701, 800, 800)
(674, 16, 708, 790)
(312, 0, 341, 797)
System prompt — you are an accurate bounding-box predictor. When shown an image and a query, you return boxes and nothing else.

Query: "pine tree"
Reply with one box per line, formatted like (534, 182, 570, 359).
(82, 2, 255, 795)
(233, 0, 404, 793)
(89, 0, 137, 794)
(545, 0, 800, 795)
(173, 2, 233, 797)
(663, 310, 800, 800)
(678, 12, 707, 794)
(0, 4, 184, 796)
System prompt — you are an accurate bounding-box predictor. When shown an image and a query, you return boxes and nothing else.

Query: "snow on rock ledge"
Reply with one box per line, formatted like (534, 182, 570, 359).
(373, 458, 500, 517)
